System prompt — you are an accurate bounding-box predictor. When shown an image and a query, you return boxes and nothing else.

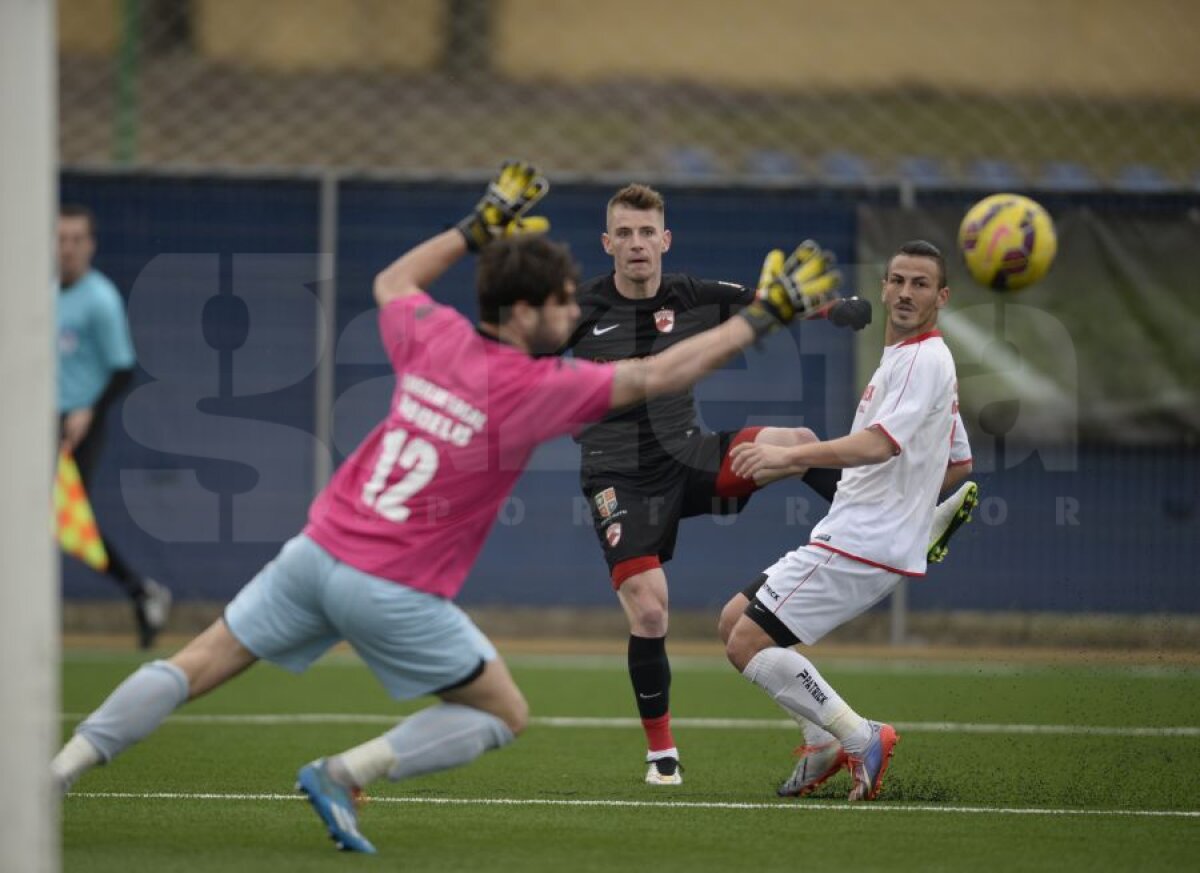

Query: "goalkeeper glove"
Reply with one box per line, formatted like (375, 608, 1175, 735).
(456, 160, 551, 252)
(827, 295, 872, 331)
(738, 240, 843, 338)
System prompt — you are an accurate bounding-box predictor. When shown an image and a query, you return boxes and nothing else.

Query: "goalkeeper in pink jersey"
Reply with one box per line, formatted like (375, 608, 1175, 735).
(52, 162, 847, 854)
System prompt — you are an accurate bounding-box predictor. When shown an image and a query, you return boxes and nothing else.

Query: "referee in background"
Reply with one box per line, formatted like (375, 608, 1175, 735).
(58, 203, 171, 649)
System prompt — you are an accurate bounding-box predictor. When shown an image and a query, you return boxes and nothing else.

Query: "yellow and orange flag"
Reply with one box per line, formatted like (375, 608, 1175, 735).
(54, 451, 109, 572)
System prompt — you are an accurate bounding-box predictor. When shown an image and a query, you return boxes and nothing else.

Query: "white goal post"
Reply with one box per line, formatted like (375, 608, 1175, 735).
(0, 0, 60, 870)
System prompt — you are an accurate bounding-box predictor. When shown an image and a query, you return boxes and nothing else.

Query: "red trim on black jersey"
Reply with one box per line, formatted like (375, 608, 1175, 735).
(612, 556, 662, 590)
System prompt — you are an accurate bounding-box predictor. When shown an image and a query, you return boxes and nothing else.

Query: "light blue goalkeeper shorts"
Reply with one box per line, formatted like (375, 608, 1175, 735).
(224, 534, 497, 700)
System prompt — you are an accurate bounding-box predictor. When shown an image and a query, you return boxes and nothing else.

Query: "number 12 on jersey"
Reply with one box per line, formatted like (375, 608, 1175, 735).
(361, 427, 439, 522)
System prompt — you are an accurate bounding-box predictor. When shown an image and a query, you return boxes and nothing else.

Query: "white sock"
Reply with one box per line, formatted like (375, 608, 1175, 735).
(51, 735, 103, 793)
(797, 717, 839, 748)
(329, 736, 395, 788)
(779, 702, 838, 746)
(742, 648, 871, 754)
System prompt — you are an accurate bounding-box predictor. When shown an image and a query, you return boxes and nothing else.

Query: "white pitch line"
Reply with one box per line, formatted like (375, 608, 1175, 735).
(58, 713, 1200, 737)
(67, 791, 1200, 819)
(533, 717, 1200, 737)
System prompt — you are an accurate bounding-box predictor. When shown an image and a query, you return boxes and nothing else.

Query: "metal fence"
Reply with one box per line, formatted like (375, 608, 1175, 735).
(59, 0, 1200, 189)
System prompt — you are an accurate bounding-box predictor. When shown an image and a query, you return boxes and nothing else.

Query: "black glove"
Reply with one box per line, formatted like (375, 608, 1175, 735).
(456, 160, 550, 252)
(828, 295, 872, 331)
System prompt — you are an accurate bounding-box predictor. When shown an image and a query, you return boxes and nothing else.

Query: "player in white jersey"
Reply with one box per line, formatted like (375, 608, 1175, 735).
(718, 240, 971, 802)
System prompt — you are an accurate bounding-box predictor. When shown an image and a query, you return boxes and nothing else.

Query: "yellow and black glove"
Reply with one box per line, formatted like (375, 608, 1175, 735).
(456, 160, 551, 252)
(738, 240, 843, 338)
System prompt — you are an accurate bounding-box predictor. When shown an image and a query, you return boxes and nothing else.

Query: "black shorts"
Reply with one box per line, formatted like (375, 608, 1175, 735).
(59, 409, 108, 487)
(581, 430, 753, 573)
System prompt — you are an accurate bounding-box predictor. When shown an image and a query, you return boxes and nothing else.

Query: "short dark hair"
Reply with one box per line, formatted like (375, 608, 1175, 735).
(888, 239, 946, 288)
(607, 183, 665, 218)
(59, 203, 97, 235)
(476, 236, 579, 325)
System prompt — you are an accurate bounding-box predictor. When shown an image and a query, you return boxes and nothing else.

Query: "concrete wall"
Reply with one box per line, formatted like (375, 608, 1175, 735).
(498, 0, 1200, 98)
(194, 0, 444, 71)
(60, 0, 1200, 99)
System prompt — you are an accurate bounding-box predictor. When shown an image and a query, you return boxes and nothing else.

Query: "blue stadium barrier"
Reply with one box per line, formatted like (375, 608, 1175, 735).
(1113, 163, 1172, 192)
(896, 156, 951, 187)
(60, 172, 321, 603)
(820, 151, 875, 186)
(965, 158, 1025, 189)
(1038, 160, 1100, 191)
(743, 149, 805, 181)
(661, 146, 720, 180)
(58, 172, 1199, 614)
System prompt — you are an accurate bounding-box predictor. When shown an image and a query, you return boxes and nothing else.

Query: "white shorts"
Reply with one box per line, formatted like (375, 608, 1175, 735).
(225, 534, 497, 700)
(754, 545, 901, 645)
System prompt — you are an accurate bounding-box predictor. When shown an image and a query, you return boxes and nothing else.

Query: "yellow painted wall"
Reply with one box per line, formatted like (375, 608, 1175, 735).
(495, 0, 1200, 99)
(194, 0, 444, 71)
(59, 0, 118, 55)
(57, 0, 1200, 99)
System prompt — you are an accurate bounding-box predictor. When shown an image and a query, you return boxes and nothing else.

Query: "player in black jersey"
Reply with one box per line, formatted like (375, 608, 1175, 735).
(563, 184, 872, 784)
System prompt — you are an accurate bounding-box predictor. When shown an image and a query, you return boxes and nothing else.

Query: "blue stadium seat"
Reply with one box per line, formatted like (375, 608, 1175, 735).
(896, 155, 950, 187)
(820, 150, 874, 185)
(1112, 163, 1172, 192)
(1038, 160, 1099, 191)
(744, 148, 804, 180)
(661, 146, 719, 180)
(965, 158, 1024, 189)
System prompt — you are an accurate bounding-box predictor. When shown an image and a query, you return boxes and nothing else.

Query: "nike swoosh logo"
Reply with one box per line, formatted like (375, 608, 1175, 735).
(637, 692, 662, 699)
(592, 324, 620, 336)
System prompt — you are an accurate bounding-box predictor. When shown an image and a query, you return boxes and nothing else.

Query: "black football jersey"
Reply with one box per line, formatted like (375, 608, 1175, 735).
(564, 272, 754, 474)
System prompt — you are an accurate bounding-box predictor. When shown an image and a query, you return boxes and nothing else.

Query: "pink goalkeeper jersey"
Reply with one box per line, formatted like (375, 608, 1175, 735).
(305, 292, 614, 598)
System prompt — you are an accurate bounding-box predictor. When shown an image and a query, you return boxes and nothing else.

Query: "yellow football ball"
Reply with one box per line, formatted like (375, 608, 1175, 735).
(957, 193, 1057, 291)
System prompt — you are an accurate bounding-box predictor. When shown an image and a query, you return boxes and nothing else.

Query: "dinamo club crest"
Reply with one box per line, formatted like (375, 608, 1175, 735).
(593, 487, 619, 519)
(654, 308, 675, 333)
(606, 522, 622, 547)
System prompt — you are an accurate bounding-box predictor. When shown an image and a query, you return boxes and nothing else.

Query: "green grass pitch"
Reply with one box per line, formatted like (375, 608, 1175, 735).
(62, 647, 1200, 872)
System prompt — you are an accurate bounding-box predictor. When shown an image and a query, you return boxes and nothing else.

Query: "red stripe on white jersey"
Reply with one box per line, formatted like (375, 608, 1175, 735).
(809, 542, 925, 578)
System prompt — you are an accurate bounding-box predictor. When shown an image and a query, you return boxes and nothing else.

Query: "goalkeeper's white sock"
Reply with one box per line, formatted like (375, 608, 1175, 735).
(742, 648, 871, 755)
(329, 703, 514, 788)
(51, 735, 103, 793)
(55, 660, 189, 787)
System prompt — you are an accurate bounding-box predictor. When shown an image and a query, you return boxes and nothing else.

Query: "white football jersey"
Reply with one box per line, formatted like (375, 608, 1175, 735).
(810, 330, 961, 576)
(950, 408, 972, 467)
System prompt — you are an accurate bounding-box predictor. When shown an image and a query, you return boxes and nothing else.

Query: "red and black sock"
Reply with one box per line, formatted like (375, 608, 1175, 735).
(629, 634, 675, 752)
